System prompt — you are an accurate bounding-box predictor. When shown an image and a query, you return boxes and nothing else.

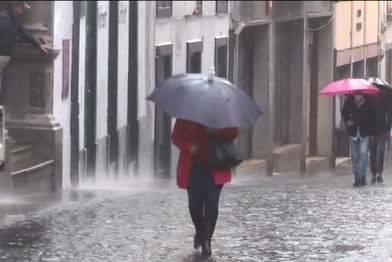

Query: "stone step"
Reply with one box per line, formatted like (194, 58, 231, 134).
(336, 157, 350, 167)
(305, 156, 329, 174)
(11, 158, 55, 196)
(236, 158, 266, 176)
(11, 144, 33, 166)
(273, 144, 301, 173)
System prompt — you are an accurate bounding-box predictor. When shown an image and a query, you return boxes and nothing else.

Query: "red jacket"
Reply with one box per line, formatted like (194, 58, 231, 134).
(171, 119, 239, 189)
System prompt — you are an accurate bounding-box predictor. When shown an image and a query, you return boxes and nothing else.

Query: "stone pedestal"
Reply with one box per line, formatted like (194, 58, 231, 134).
(0, 44, 60, 129)
(0, 44, 63, 192)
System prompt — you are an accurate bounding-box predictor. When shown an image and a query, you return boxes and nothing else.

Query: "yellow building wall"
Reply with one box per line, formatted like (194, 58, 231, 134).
(334, 1, 379, 50)
(334, 1, 351, 50)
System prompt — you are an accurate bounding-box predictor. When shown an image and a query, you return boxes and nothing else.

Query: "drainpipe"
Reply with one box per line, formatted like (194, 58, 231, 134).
(350, 1, 354, 76)
(300, 13, 309, 173)
(331, 1, 337, 169)
(364, 2, 367, 77)
(267, 20, 275, 176)
(147, 1, 155, 175)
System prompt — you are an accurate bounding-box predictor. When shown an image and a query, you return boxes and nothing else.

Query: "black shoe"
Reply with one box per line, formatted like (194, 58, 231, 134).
(201, 238, 212, 257)
(360, 179, 366, 186)
(194, 234, 202, 250)
(201, 208, 218, 258)
(377, 175, 383, 183)
(189, 206, 203, 250)
(353, 181, 360, 187)
(371, 176, 377, 184)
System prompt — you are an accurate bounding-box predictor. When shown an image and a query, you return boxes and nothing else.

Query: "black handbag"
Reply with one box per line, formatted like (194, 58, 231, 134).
(207, 136, 243, 169)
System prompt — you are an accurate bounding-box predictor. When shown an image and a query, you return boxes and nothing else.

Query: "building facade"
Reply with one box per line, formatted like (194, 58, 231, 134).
(232, 1, 334, 175)
(2, 1, 387, 195)
(333, 1, 382, 163)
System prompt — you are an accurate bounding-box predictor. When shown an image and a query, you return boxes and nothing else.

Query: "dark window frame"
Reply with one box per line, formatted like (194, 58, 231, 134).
(156, 1, 172, 18)
(186, 40, 203, 73)
(154, 43, 173, 178)
(195, 0, 203, 15)
(214, 37, 228, 78)
(216, 1, 228, 14)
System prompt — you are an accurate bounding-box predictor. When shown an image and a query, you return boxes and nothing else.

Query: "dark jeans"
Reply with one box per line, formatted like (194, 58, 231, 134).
(187, 163, 223, 239)
(369, 132, 389, 176)
(187, 163, 223, 211)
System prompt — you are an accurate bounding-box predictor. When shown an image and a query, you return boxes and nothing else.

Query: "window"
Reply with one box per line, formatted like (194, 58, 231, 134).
(216, 1, 228, 14)
(156, 1, 172, 18)
(215, 37, 228, 78)
(195, 1, 202, 15)
(356, 22, 362, 31)
(388, 1, 392, 22)
(154, 43, 173, 178)
(265, 1, 272, 16)
(186, 40, 203, 73)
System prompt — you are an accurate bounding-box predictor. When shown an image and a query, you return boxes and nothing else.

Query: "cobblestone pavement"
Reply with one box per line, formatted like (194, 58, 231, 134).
(0, 169, 392, 262)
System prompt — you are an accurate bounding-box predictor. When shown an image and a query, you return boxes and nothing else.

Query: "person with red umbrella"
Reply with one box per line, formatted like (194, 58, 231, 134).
(341, 91, 375, 186)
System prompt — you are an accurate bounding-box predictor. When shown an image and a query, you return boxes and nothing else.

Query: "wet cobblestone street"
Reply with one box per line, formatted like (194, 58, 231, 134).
(1, 169, 392, 261)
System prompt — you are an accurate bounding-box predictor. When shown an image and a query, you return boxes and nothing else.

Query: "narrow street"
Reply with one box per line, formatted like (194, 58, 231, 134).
(0, 168, 392, 261)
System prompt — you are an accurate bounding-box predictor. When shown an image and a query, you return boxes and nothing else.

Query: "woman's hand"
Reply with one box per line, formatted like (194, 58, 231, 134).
(190, 145, 198, 155)
(346, 120, 354, 127)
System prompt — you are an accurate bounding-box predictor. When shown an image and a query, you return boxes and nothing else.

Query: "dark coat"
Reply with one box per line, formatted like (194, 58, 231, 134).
(341, 95, 375, 138)
(0, 8, 40, 56)
(370, 90, 392, 136)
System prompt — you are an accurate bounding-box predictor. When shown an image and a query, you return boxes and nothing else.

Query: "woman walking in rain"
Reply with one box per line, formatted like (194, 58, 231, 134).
(172, 118, 239, 258)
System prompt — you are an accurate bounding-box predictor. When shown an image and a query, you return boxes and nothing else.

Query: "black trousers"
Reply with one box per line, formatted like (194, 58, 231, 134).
(187, 163, 223, 238)
(369, 132, 389, 176)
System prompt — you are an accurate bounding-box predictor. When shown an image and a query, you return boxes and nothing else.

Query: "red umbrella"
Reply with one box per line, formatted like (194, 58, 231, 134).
(320, 78, 380, 96)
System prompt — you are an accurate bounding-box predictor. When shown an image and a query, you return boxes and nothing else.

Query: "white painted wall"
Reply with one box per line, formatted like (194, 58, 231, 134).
(79, 14, 86, 150)
(117, 1, 129, 128)
(137, 1, 155, 176)
(96, 1, 109, 140)
(155, 1, 230, 76)
(53, 1, 73, 189)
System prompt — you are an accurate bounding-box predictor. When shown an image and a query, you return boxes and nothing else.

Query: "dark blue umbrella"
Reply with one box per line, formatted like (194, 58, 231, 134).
(146, 68, 263, 129)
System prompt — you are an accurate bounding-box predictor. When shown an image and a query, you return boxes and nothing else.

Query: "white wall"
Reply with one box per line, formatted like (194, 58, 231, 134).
(154, 1, 230, 175)
(137, 1, 155, 176)
(96, 1, 109, 140)
(155, 1, 230, 75)
(117, 1, 130, 128)
(79, 13, 86, 151)
(53, 1, 73, 188)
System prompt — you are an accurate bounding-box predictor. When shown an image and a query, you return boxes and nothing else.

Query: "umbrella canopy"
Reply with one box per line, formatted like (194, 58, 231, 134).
(146, 68, 263, 129)
(367, 77, 391, 89)
(367, 77, 392, 105)
(320, 78, 380, 96)
(367, 77, 392, 93)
